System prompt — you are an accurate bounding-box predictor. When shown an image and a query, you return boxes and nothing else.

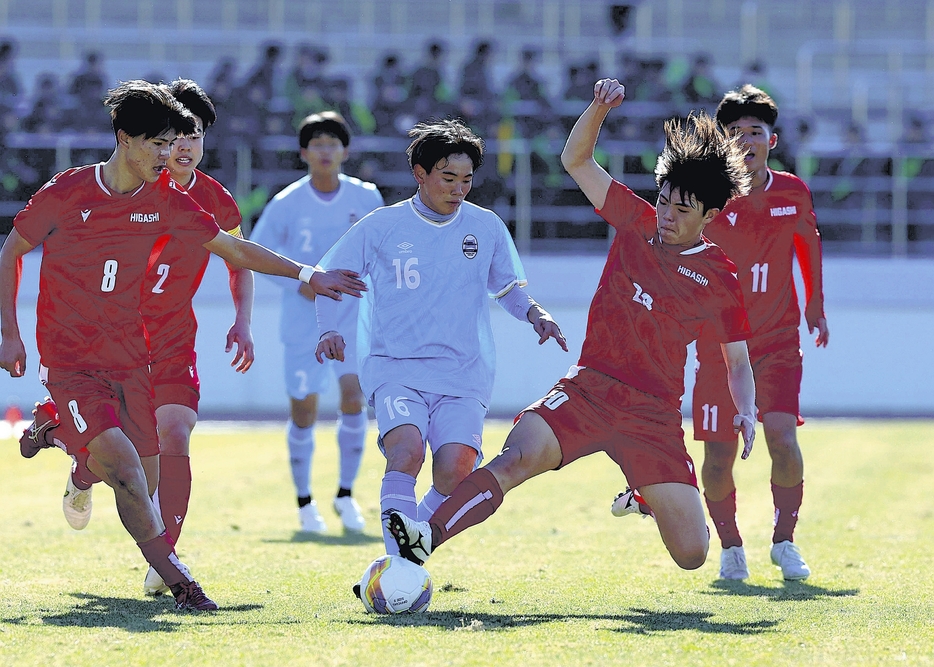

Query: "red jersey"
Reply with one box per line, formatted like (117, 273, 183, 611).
(14, 165, 220, 370)
(141, 170, 242, 362)
(697, 169, 824, 362)
(579, 180, 750, 406)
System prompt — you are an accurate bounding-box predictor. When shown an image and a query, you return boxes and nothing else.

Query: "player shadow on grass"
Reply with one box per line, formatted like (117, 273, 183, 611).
(346, 608, 779, 635)
(263, 531, 384, 546)
(704, 579, 859, 602)
(3, 593, 264, 631)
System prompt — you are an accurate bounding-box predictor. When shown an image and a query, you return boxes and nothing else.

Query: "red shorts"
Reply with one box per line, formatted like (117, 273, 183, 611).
(41, 366, 159, 457)
(150, 351, 200, 412)
(692, 344, 804, 442)
(523, 367, 697, 489)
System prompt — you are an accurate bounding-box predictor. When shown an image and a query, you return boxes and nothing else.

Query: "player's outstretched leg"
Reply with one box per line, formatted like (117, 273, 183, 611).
(386, 511, 434, 565)
(63, 454, 97, 530)
(19, 397, 62, 459)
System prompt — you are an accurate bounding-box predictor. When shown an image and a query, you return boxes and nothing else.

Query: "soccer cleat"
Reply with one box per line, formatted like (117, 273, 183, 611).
(19, 397, 61, 459)
(333, 495, 366, 532)
(719, 545, 749, 580)
(386, 511, 433, 565)
(171, 580, 218, 611)
(144, 561, 191, 596)
(611, 487, 653, 519)
(62, 470, 93, 530)
(298, 500, 327, 533)
(770, 540, 811, 581)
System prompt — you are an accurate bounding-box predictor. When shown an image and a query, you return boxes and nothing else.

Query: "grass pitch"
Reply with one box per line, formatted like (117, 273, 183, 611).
(1, 419, 932, 666)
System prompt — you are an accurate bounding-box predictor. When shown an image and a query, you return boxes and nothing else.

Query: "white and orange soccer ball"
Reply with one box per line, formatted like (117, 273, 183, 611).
(358, 555, 433, 614)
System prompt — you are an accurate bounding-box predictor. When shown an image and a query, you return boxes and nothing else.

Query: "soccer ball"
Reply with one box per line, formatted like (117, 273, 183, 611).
(358, 555, 433, 614)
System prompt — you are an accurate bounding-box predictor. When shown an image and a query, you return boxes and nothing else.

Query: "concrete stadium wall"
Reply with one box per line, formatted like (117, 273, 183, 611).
(2, 251, 931, 420)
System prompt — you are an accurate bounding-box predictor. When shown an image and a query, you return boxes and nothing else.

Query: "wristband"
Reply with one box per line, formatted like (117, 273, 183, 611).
(298, 265, 317, 284)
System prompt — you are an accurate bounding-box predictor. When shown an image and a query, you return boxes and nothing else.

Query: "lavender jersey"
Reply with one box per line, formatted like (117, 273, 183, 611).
(250, 173, 384, 348)
(317, 197, 527, 406)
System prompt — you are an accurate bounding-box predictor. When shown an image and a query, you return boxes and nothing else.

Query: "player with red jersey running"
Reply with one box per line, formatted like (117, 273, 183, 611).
(689, 85, 829, 581)
(385, 78, 757, 577)
(0, 81, 365, 611)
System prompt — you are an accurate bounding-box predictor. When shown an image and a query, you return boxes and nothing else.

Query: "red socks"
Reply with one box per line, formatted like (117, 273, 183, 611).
(429, 468, 504, 549)
(705, 489, 743, 549)
(157, 455, 192, 544)
(137, 531, 190, 588)
(772, 481, 803, 544)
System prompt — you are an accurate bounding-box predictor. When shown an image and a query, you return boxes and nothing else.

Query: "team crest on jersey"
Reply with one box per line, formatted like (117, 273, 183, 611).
(727, 212, 738, 226)
(462, 234, 478, 259)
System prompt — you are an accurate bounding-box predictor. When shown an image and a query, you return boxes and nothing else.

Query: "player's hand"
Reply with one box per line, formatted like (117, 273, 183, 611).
(593, 79, 625, 108)
(225, 321, 255, 373)
(315, 331, 345, 363)
(530, 308, 569, 351)
(0, 336, 26, 377)
(311, 268, 367, 301)
(734, 413, 756, 460)
(810, 316, 829, 348)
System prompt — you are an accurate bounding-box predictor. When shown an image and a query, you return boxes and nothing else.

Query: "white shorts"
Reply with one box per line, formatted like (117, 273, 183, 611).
(284, 342, 360, 400)
(372, 382, 486, 464)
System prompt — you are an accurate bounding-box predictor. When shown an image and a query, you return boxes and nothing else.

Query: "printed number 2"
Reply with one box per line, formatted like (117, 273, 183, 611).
(392, 258, 420, 289)
(68, 400, 88, 433)
(151, 264, 170, 294)
(383, 396, 411, 420)
(701, 403, 718, 432)
(101, 259, 119, 292)
(751, 262, 769, 293)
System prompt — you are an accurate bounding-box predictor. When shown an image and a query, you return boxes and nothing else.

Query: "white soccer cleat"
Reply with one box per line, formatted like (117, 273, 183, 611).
(62, 473, 93, 530)
(719, 545, 749, 580)
(770, 540, 811, 581)
(144, 561, 192, 596)
(386, 511, 433, 565)
(611, 487, 653, 519)
(333, 496, 366, 532)
(298, 500, 327, 533)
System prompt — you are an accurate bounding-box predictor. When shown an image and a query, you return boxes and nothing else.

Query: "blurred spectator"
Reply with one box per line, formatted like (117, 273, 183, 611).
(408, 41, 453, 119)
(503, 47, 556, 140)
(204, 57, 238, 176)
(900, 113, 931, 150)
(458, 39, 500, 136)
(735, 59, 778, 102)
(22, 73, 63, 134)
(324, 77, 375, 136)
(243, 40, 283, 101)
(285, 43, 330, 129)
(0, 38, 22, 113)
(564, 59, 599, 102)
(371, 52, 409, 136)
(66, 51, 111, 133)
(681, 53, 722, 112)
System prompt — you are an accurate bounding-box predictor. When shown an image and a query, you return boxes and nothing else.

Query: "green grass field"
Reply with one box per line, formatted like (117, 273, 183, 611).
(1, 419, 932, 666)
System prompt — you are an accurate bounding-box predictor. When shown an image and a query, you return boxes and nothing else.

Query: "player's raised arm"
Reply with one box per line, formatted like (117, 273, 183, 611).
(203, 232, 367, 300)
(0, 230, 35, 377)
(721, 340, 757, 459)
(560, 78, 625, 210)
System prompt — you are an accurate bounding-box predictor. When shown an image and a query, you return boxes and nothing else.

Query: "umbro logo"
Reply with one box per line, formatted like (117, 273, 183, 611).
(81, 210, 91, 221)
(727, 212, 738, 226)
(397, 241, 414, 253)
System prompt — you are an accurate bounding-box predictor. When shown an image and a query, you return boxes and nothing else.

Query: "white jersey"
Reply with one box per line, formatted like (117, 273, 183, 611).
(317, 197, 527, 406)
(250, 173, 384, 348)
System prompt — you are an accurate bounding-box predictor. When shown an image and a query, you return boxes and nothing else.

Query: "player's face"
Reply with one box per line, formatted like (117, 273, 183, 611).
(726, 116, 777, 175)
(125, 130, 176, 183)
(301, 133, 348, 178)
(414, 153, 473, 216)
(168, 115, 205, 185)
(655, 182, 718, 246)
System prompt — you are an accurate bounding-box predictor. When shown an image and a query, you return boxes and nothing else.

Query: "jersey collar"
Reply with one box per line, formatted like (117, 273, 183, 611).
(94, 163, 147, 197)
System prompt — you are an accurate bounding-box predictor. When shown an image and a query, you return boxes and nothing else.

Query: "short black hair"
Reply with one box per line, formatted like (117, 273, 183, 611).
(716, 84, 779, 129)
(655, 112, 750, 213)
(299, 111, 351, 148)
(406, 118, 484, 174)
(104, 79, 196, 139)
(167, 78, 217, 129)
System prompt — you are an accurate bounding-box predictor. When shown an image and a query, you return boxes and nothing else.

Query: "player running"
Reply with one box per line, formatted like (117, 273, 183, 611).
(314, 118, 567, 561)
(386, 79, 757, 578)
(1, 80, 365, 611)
(687, 84, 828, 581)
(251, 111, 384, 535)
